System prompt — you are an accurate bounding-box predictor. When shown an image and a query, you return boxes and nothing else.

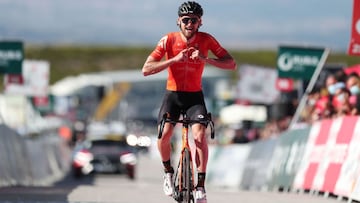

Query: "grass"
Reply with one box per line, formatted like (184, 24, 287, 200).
(22, 45, 360, 85)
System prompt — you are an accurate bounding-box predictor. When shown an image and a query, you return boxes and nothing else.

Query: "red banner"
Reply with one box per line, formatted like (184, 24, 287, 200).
(32, 96, 49, 107)
(275, 78, 294, 92)
(4, 74, 23, 85)
(348, 0, 360, 55)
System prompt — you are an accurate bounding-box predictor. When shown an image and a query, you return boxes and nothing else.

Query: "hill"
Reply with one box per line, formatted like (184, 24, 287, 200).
(24, 45, 360, 85)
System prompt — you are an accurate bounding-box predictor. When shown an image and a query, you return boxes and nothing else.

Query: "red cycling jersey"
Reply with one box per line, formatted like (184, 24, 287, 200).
(150, 31, 229, 92)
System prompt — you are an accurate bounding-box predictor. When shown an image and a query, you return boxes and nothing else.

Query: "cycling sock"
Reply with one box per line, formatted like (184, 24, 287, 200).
(162, 160, 174, 173)
(197, 173, 206, 188)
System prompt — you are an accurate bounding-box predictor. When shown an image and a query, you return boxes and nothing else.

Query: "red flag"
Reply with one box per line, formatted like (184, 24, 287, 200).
(348, 0, 360, 55)
(344, 64, 360, 75)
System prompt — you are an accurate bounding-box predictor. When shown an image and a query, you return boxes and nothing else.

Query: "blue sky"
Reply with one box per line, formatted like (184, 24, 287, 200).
(0, 0, 353, 51)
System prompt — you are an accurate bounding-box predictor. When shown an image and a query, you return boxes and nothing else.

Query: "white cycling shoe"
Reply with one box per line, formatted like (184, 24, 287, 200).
(195, 187, 207, 203)
(163, 173, 174, 196)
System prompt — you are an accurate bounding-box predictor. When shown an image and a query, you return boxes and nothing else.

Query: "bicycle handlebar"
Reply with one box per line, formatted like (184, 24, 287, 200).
(158, 112, 215, 139)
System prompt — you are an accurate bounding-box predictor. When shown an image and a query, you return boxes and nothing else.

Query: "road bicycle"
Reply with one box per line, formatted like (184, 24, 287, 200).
(158, 112, 215, 203)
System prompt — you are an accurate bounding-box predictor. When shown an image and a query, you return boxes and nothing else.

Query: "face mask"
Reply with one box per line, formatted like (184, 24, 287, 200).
(327, 84, 336, 95)
(337, 93, 345, 102)
(350, 85, 360, 95)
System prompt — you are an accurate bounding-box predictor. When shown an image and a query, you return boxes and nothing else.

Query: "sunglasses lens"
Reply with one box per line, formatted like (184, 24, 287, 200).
(191, 18, 198, 24)
(182, 18, 198, 24)
(182, 18, 190, 24)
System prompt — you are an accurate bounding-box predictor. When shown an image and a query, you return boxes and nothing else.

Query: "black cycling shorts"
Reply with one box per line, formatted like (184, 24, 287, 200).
(157, 90, 208, 125)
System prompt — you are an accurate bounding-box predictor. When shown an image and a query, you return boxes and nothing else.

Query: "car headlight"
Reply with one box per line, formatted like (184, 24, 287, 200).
(126, 134, 138, 146)
(137, 136, 151, 147)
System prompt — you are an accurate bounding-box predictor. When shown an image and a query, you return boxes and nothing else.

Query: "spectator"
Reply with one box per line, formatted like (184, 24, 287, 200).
(346, 73, 360, 115)
(325, 73, 346, 97)
(332, 87, 354, 117)
(334, 69, 348, 83)
(259, 120, 280, 139)
(302, 88, 321, 123)
(231, 128, 249, 144)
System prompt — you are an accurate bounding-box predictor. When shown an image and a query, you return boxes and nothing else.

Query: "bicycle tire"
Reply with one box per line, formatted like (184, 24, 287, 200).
(181, 148, 194, 203)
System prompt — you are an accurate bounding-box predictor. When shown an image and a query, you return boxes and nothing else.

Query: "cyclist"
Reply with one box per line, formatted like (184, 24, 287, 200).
(142, 1, 236, 202)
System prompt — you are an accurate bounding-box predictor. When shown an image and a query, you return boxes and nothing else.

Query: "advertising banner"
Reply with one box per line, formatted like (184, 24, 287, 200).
(4, 74, 24, 85)
(0, 41, 23, 74)
(348, 0, 360, 56)
(293, 119, 331, 190)
(32, 96, 51, 112)
(207, 144, 252, 189)
(277, 46, 325, 80)
(23, 60, 50, 95)
(275, 78, 295, 92)
(293, 116, 359, 194)
(237, 64, 279, 104)
(5, 60, 50, 96)
(267, 127, 310, 190)
(241, 138, 278, 190)
(336, 118, 360, 197)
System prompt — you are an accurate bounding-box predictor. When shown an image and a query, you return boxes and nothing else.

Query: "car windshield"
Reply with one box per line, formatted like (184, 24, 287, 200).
(89, 140, 129, 154)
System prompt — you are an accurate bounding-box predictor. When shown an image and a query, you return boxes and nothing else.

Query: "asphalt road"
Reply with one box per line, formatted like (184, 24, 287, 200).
(0, 153, 344, 203)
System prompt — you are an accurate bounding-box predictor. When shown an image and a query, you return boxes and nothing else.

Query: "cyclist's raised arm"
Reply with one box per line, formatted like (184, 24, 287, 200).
(142, 56, 172, 76)
(142, 48, 191, 76)
(203, 53, 236, 70)
(188, 47, 236, 71)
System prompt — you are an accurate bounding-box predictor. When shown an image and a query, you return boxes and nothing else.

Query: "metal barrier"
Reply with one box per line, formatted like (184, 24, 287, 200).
(0, 124, 71, 187)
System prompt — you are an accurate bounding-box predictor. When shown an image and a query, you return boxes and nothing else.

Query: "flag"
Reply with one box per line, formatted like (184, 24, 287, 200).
(348, 0, 360, 56)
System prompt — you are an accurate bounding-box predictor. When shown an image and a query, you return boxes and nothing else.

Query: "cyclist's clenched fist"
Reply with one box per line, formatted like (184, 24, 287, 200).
(188, 47, 205, 61)
(172, 48, 189, 62)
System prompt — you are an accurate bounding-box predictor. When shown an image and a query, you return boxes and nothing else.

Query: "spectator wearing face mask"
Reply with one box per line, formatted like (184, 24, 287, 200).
(326, 77, 346, 97)
(346, 73, 360, 115)
(323, 73, 346, 117)
(325, 74, 338, 96)
(333, 87, 355, 117)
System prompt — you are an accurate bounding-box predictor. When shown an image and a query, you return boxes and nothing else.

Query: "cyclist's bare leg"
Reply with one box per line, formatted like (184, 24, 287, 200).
(158, 123, 174, 166)
(191, 123, 208, 173)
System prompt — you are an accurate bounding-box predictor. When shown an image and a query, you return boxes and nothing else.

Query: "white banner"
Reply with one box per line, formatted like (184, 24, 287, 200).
(0, 95, 26, 128)
(219, 104, 267, 124)
(207, 144, 252, 188)
(237, 65, 279, 104)
(5, 60, 49, 96)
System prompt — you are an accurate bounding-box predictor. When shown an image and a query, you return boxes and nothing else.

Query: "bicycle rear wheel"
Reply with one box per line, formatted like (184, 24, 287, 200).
(180, 148, 194, 203)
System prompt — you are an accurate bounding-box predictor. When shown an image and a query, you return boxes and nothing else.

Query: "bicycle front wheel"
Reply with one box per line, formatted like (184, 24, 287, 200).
(181, 148, 194, 203)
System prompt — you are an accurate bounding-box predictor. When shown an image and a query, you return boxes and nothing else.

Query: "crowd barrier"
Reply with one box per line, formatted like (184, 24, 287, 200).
(0, 124, 71, 187)
(2, 114, 359, 202)
(207, 115, 360, 202)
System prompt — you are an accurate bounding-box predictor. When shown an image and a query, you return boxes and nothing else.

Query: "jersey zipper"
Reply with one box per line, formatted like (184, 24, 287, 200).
(184, 41, 190, 90)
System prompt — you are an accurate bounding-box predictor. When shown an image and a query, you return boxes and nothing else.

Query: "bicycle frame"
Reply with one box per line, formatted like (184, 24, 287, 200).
(158, 112, 215, 203)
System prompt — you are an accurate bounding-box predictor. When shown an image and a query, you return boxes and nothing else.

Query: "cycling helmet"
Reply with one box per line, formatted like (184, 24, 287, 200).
(178, 1, 203, 17)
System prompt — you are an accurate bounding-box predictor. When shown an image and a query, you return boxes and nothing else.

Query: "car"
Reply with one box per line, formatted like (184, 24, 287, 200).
(72, 137, 137, 180)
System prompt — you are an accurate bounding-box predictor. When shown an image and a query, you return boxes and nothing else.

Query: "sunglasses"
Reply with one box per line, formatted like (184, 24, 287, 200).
(181, 17, 199, 25)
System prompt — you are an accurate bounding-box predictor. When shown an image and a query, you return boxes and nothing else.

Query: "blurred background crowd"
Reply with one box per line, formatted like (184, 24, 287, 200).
(302, 71, 360, 122)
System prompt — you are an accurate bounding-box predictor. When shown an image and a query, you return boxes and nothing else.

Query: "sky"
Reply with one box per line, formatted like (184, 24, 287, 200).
(0, 0, 354, 51)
